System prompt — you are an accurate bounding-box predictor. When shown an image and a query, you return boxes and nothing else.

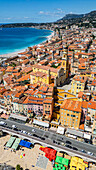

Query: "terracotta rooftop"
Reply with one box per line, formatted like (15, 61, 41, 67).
(61, 99, 82, 112)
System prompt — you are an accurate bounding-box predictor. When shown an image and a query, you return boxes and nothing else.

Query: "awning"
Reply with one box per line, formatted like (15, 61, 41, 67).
(6, 137, 16, 148)
(67, 134, 77, 139)
(66, 128, 83, 138)
(19, 140, 32, 148)
(57, 126, 65, 135)
(11, 138, 21, 150)
(83, 133, 91, 140)
(9, 113, 27, 122)
(33, 119, 49, 128)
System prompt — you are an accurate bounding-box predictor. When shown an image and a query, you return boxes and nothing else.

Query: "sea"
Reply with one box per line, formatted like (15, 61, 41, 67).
(0, 25, 52, 55)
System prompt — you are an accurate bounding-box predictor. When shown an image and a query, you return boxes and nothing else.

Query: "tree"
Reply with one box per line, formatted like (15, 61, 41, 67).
(85, 48, 88, 53)
(16, 164, 21, 170)
(92, 34, 95, 40)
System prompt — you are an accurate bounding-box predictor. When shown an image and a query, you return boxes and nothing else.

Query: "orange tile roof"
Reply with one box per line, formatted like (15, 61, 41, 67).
(43, 98, 53, 104)
(82, 101, 88, 108)
(79, 124, 84, 130)
(32, 64, 59, 73)
(61, 99, 82, 112)
(22, 67, 32, 73)
(78, 91, 84, 98)
(73, 75, 87, 83)
(17, 74, 30, 82)
(88, 101, 96, 110)
(23, 96, 43, 104)
(91, 80, 96, 86)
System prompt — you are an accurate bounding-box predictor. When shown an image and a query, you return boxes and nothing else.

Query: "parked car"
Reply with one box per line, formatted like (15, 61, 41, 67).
(72, 147, 78, 151)
(32, 129, 35, 132)
(53, 140, 60, 145)
(65, 144, 72, 149)
(28, 132, 32, 136)
(87, 152, 94, 156)
(66, 140, 71, 145)
(81, 149, 86, 153)
(12, 125, 17, 129)
(23, 131, 27, 134)
(0, 121, 7, 126)
(40, 137, 45, 140)
(61, 142, 65, 146)
(18, 130, 23, 133)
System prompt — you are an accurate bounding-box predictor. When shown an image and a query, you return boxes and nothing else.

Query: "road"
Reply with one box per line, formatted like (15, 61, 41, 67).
(0, 118, 96, 159)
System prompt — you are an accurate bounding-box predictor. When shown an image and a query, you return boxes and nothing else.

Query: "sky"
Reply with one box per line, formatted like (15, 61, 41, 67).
(0, 0, 96, 23)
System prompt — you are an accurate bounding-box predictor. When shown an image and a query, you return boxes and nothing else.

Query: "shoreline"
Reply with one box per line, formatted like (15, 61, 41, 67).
(0, 30, 54, 58)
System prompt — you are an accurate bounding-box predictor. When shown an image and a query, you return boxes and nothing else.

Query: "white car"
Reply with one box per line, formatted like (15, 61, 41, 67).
(0, 121, 7, 126)
(32, 129, 35, 132)
(28, 132, 32, 136)
(23, 131, 27, 134)
(12, 125, 17, 129)
(87, 152, 94, 156)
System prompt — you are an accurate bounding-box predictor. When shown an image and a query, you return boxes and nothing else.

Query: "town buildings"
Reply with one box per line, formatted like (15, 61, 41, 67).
(0, 27, 96, 145)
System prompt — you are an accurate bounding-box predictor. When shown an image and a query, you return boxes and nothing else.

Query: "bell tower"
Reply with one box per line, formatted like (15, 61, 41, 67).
(61, 44, 69, 78)
(47, 69, 51, 84)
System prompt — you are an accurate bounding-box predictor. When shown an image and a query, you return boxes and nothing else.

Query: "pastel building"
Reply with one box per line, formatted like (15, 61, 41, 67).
(71, 75, 87, 95)
(43, 98, 54, 121)
(60, 99, 82, 129)
(23, 96, 43, 116)
(30, 63, 66, 87)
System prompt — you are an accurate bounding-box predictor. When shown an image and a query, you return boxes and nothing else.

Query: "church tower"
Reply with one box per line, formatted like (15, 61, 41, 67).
(47, 69, 51, 84)
(61, 44, 69, 79)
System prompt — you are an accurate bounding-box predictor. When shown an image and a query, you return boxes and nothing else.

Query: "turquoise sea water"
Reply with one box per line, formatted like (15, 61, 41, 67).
(0, 27, 52, 55)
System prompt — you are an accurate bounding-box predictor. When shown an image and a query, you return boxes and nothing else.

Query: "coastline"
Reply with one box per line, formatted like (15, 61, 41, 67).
(0, 30, 54, 58)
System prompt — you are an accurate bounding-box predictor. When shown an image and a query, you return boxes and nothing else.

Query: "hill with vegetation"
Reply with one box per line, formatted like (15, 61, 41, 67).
(0, 10, 96, 28)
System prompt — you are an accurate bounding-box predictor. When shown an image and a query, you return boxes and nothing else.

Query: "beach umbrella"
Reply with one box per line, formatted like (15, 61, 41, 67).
(20, 155, 23, 158)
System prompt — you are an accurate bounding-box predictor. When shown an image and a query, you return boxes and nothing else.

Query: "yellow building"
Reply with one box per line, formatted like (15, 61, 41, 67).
(30, 64, 66, 86)
(30, 71, 51, 85)
(60, 99, 81, 129)
(53, 87, 78, 120)
(71, 75, 87, 95)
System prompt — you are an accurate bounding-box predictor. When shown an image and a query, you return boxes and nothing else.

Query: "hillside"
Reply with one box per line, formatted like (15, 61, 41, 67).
(57, 13, 84, 21)
(0, 10, 96, 28)
(56, 10, 96, 28)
